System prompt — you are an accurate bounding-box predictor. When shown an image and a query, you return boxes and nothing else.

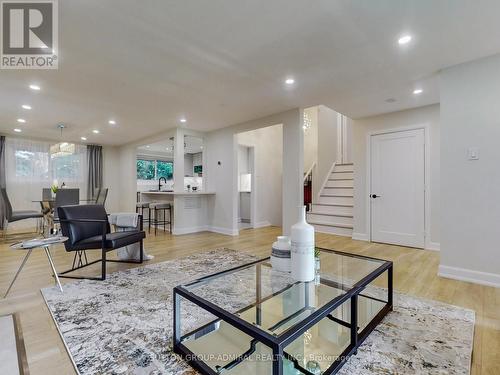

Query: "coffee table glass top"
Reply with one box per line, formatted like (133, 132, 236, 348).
(182, 249, 387, 338)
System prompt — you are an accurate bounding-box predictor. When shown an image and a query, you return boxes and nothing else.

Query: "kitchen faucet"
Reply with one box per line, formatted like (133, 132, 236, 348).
(158, 177, 167, 191)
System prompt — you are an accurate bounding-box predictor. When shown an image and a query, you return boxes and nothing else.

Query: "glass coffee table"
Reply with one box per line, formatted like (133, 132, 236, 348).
(173, 248, 393, 375)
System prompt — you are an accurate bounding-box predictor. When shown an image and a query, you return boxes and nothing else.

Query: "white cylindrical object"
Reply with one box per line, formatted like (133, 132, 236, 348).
(291, 206, 315, 282)
(271, 236, 291, 272)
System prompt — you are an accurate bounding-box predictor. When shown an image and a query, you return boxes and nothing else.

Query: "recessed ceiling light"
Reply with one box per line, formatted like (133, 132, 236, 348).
(92, 129, 100, 134)
(398, 35, 412, 45)
(22, 104, 32, 110)
(285, 78, 295, 85)
(179, 118, 187, 123)
(108, 120, 116, 125)
(413, 89, 423, 95)
(14, 128, 22, 133)
(17, 118, 26, 123)
(29, 84, 41, 90)
(146, 145, 150, 148)
(81, 136, 87, 141)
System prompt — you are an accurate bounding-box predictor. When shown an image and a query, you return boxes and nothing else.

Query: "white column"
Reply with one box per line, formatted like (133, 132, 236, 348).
(173, 128, 185, 193)
(282, 108, 304, 236)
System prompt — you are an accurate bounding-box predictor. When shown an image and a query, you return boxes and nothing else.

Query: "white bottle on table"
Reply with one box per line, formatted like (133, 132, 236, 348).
(291, 206, 315, 282)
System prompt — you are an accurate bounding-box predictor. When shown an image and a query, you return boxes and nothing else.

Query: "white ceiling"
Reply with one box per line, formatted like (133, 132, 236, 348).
(2, 0, 500, 145)
(137, 135, 203, 156)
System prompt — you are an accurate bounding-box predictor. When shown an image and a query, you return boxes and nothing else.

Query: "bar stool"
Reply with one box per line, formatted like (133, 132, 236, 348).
(136, 202, 151, 231)
(149, 202, 172, 235)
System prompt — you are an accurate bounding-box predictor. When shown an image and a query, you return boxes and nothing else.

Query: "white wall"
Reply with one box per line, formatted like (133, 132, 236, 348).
(439, 54, 500, 287)
(303, 106, 318, 173)
(237, 124, 283, 227)
(205, 108, 303, 236)
(351, 104, 440, 246)
(314, 105, 340, 199)
(115, 144, 138, 212)
(184, 154, 193, 176)
(102, 145, 121, 212)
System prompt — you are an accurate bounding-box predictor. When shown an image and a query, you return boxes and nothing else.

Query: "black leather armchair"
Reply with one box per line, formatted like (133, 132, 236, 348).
(57, 205, 145, 280)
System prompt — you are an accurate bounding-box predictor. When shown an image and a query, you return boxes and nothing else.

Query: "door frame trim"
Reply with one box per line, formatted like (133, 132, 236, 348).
(236, 143, 257, 232)
(365, 124, 431, 249)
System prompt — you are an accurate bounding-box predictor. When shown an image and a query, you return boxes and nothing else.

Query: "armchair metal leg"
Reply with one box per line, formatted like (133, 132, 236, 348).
(71, 250, 89, 269)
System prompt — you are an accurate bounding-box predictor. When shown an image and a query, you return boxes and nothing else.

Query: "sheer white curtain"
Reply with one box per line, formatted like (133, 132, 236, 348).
(5, 137, 87, 228)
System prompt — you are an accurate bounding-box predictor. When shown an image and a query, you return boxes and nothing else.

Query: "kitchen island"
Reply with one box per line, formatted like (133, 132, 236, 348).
(140, 191, 216, 235)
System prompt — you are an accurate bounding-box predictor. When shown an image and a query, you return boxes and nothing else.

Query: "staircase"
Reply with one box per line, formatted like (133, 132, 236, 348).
(307, 163, 354, 237)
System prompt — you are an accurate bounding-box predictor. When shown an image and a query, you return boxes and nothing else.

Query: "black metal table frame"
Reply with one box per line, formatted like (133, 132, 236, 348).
(173, 248, 393, 375)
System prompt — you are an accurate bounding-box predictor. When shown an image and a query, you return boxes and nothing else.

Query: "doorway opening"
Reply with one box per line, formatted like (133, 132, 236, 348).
(237, 145, 254, 230)
(236, 124, 283, 233)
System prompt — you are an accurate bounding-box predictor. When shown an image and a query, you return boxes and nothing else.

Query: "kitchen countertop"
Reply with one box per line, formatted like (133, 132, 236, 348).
(140, 191, 215, 196)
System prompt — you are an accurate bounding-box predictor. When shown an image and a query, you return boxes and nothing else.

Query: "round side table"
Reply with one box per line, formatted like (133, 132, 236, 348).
(3, 236, 68, 298)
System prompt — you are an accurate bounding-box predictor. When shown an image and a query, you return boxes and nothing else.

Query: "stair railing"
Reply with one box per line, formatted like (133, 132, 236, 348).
(303, 162, 316, 211)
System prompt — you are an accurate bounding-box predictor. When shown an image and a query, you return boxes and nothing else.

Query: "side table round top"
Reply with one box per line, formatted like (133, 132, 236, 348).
(10, 236, 68, 250)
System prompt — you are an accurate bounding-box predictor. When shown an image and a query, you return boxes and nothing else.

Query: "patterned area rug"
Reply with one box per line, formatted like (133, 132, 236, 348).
(42, 248, 475, 375)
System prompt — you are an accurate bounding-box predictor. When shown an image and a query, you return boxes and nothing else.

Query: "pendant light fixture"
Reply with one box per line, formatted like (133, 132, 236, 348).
(50, 124, 75, 158)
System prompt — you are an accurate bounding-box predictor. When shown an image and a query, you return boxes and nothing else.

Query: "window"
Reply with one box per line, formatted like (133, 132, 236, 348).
(5, 138, 87, 217)
(12, 141, 85, 183)
(157, 160, 173, 180)
(136, 159, 173, 180)
(15, 150, 49, 179)
(137, 159, 155, 180)
(51, 154, 82, 179)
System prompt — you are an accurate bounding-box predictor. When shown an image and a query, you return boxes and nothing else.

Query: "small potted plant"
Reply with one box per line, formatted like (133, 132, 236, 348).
(50, 182, 59, 199)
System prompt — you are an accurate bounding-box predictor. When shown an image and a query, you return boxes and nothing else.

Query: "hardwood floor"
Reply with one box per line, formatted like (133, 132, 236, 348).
(0, 227, 498, 374)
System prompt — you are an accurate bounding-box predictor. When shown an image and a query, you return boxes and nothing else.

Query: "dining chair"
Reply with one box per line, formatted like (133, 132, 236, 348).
(90, 187, 101, 203)
(96, 188, 108, 206)
(42, 188, 52, 201)
(53, 189, 80, 221)
(1, 188, 43, 239)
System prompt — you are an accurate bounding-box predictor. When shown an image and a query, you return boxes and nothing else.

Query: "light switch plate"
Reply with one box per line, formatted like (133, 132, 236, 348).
(467, 147, 479, 160)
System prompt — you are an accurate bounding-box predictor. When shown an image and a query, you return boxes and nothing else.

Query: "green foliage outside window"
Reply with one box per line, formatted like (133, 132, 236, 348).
(136, 159, 173, 180)
(137, 159, 155, 180)
(15, 150, 49, 179)
(157, 160, 173, 180)
(51, 154, 80, 179)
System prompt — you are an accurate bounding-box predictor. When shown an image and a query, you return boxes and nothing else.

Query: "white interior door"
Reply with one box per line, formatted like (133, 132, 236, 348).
(370, 129, 425, 248)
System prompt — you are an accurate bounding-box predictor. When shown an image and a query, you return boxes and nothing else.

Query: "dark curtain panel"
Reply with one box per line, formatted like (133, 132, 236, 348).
(87, 144, 103, 200)
(0, 136, 6, 229)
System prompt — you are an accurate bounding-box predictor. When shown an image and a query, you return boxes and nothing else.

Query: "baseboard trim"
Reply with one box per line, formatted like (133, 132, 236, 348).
(426, 241, 440, 251)
(352, 232, 369, 241)
(438, 264, 500, 288)
(172, 226, 209, 235)
(208, 226, 239, 236)
(172, 225, 240, 236)
(253, 221, 271, 229)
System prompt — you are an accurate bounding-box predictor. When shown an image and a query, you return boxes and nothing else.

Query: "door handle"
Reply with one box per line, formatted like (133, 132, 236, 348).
(370, 194, 381, 198)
